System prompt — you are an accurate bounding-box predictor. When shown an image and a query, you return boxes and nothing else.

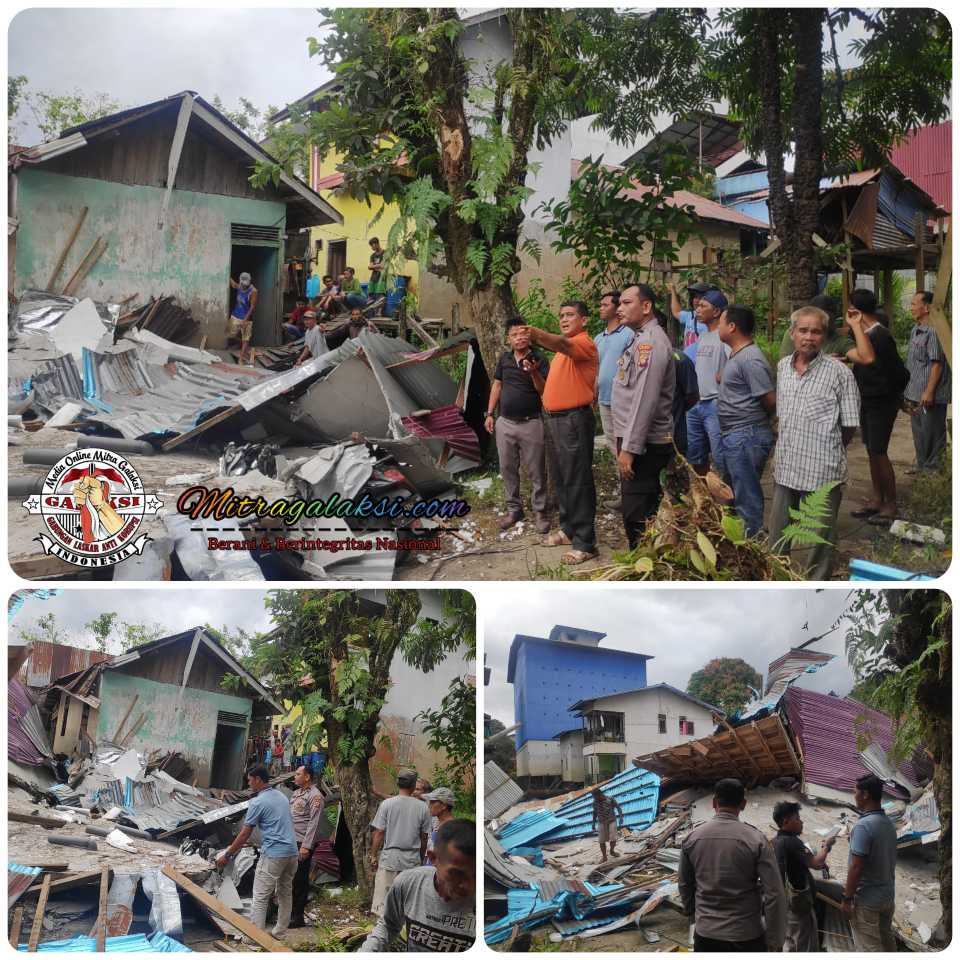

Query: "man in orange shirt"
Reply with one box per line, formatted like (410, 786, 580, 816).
(521, 302, 599, 564)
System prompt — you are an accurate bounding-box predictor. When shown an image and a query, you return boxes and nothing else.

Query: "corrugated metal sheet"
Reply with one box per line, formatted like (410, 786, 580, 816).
(890, 121, 951, 213)
(498, 810, 570, 851)
(356, 330, 460, 411)
(485, 761, 525, 820)
(484, 828, 554, 890)
(16, 933, 192, 952)
(785, 687, 923, 797)
(734, 648, 835, 723)
(541, 766, 661, 841)
(401, 404, 481, 462)
(23, 641, 112, 687)
(8, 678, 54, 765)
(8, 864, 43, 909)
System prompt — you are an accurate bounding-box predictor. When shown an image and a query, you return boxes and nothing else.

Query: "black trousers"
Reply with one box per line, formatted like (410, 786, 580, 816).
(619, 441, 674, 549)
(544, 406, 597, 553)
(291, 851, 313, 923)
(693, 933, 767, 952)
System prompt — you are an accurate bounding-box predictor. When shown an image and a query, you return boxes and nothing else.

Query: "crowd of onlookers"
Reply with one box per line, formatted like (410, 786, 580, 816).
(485, 279, 949, 578)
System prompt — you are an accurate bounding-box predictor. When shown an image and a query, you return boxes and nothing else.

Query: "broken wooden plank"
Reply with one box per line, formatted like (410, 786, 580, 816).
(406, 315, 439, 348)
(162, 866, 292, 952)
(95, 866, 109, 951)
(9, 812, 67, 829)
(27, 874, 51, 952)
(24, 869, 111, 898)
(46, 206, 89, 291)
(112, 693, 140, 742)
(62, 236, 107, 297)
(119, 712, 147, 748)
(161, 405, 243, 451)
(9, 906, 24, 948)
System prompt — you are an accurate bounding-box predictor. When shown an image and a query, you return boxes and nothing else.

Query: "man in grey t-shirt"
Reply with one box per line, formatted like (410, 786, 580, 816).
(718, 306, 776, 538)
(686, 289, 731, 477)
(369, 771, 431, 916)
(842, 774, 897, 951)
(361, 819, 476, 952)
(294, 311, 328, 366)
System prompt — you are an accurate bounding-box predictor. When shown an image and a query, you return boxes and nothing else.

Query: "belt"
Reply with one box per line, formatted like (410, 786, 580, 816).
(544, 404, 591, 418)
(501, 414, 541, 423)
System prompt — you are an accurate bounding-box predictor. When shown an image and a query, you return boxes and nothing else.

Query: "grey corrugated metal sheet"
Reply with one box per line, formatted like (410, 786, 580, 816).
(23, 641, 112, 687)
(30, 355, 85, 413)
(122, 792, 215, 832)
(356, 331, 459, 411)
(485, 761, 524, 820)
(484, 828, 554, 890)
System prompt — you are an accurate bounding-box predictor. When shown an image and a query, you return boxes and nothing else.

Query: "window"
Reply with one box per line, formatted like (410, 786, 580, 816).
(679, 717, 695, 736)
(658, 713, 667, 734)
(583, 710, 625, 745)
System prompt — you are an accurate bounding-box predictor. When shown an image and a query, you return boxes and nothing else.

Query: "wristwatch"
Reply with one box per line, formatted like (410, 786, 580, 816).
(485, 411, 495, 418)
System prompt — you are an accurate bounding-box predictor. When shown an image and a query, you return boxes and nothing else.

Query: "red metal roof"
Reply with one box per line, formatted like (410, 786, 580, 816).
(890, 121, 951, 213)
(315, 172, 345, 190)
(400, 404, 481, 462)
(20, 641, 112, 688)
(785, 686, 923, 797)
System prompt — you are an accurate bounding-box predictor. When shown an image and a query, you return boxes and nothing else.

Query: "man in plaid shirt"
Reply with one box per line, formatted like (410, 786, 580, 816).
(769, 305, 861, 579)
(591, 788, 625, 862)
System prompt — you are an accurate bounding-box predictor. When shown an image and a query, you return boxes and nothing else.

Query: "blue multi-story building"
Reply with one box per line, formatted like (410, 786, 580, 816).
(507, 625, 653, 782)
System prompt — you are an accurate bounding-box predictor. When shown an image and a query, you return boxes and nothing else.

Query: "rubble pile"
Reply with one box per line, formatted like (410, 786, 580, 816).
(8, 289, 490, 581)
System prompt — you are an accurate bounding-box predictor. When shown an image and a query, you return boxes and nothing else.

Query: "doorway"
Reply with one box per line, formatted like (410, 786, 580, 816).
(210, 711, 249, 789)
(326, 239, 347, 281)
(230, 223, 281, 347)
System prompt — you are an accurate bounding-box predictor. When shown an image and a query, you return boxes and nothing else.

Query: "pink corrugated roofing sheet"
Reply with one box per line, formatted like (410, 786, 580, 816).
(785, 686, 923, 796)
(890, 121, 951, 213)
(400, 404, 480, 462)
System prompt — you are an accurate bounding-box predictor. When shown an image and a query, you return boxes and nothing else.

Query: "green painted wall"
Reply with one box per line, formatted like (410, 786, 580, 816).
(15, 169, 286, 345)
(97, 671, 253, 787)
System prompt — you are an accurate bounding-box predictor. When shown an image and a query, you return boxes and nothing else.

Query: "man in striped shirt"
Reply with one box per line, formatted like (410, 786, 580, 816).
(769, 305, 861, 579)
(591, 788, 624, 862)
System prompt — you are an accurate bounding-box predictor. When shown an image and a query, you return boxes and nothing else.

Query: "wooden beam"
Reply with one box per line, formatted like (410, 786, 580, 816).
(119, 712, 147, 748)
(181, 630, 202, 693)
(406, 315, 440, 348)
(24, 870, 112, 898)
(719, 718, 764, 776)
(46, 206, 88, 291)
(62, 237, 107, 297)
(914, 212, 926, 290)
(112, 693, 140, 742)
(928, 221, 952, 367)
(158, 95, 195, 229)
(9, 907, 24, 948)
(9, 812, 67, 829)
(27, 874, 51, 952)
(95, 866, 109, 951)
(161, 405, 243, 451)
(161, 866, 292, 952)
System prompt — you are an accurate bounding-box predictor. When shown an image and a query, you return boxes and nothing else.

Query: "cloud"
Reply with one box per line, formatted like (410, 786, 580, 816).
(483, 589, 864, 725)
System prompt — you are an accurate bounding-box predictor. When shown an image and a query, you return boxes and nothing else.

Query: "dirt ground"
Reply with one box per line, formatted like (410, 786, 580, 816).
(403, 412, 946, 581)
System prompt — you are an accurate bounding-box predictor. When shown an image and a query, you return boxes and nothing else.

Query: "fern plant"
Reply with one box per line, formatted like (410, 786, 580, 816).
(775, 481, 842, 550)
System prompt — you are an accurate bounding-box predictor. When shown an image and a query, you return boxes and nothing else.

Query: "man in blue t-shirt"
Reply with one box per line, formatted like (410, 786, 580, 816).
(217, 764, 299, 940)
(670, 280, 714, 349)
(842, 773, 898, 952)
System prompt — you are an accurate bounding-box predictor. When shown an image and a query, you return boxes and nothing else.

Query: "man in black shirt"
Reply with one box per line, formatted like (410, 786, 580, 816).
(773, 800, 835, 951)
(485, 318, 551, 533)
(846, 288, 909, 525)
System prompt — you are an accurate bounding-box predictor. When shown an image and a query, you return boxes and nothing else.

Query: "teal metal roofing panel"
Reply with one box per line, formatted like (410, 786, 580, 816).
(540, 766, 661, 842)
(498, 809, 569, 851)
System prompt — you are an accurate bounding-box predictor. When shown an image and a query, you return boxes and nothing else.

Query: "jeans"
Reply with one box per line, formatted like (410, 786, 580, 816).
(250, 853, 298, 937)
(686, 398, 724, 473)
(344, 293, 368, 309)
(720, 422, 774, 538)
(282, 323, 302, 343)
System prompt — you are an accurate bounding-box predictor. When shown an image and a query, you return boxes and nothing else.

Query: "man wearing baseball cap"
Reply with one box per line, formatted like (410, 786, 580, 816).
(227, 272, 258, 365)
(369, 771, 431, 916)
(669, 280, 714, 350)
(422, 787, 456, 864)
(687, 288, 732, 477)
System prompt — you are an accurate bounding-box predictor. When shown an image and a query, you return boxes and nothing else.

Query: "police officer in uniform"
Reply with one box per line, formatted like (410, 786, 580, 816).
(611, 283, 676, 548)
(679, 779, 787, 951)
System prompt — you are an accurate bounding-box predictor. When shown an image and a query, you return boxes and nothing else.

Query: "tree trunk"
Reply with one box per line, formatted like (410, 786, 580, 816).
(334, 760, 379, 898)
(468, 283, 517, 385)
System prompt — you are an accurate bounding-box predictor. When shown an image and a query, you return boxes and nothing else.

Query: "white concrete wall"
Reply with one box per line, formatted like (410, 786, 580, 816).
(516, 739, 562, 778)
(559, 730, 585, 782)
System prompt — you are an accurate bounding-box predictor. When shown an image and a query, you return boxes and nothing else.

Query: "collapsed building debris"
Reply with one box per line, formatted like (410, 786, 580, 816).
(6, 633, 347, 951)
(485, 642, 944, 951)
(9, 290, 489, 581)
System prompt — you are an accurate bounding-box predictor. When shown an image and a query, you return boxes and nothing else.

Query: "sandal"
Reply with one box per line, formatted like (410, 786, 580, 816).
(850, 506, 880, 519)
(561, 549, 598, 565)
(542, 530, 572, 547)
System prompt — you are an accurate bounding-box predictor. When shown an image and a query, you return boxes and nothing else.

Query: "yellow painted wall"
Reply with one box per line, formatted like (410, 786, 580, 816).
(308, 149, 420, 299)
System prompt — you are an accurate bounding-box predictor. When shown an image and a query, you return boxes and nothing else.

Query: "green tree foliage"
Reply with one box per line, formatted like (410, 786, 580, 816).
(251, 589, 473, 900)
(211, 95, 280, 144)
(8, 75, 28, 142)
(841, 590, 951, 944)
(16, 612, 65, 647)
(539, 149, 700, 299)
(687, 657, 762, 717)
(23, 87, 122, 142)
(84, 613, 164, 654)
(254, 7, 710, 374)
(416, 677, 476, 810)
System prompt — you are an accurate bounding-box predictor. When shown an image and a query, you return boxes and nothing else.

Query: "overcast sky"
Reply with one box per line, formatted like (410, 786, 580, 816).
(483, 589, 871, 726)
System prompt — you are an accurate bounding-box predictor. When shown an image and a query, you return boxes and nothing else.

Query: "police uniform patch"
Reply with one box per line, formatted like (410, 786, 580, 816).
(636, 342, 653, 370)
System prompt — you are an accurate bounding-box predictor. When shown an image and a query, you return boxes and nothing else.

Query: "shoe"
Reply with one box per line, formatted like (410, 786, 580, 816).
(603, 498, 622, 511)
(498, 513, 523, 531)
(288, 919, 305, 929)
(535, 513, 551, 535)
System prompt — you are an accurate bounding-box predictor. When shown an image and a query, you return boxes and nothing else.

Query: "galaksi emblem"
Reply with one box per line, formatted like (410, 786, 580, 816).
(22, 448, 163, 567)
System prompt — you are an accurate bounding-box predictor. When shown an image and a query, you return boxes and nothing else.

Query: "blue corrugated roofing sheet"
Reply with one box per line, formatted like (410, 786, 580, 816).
(498, 810, 569, 851)
(18, 933, 192, 952)
(539, 767, 661, 842)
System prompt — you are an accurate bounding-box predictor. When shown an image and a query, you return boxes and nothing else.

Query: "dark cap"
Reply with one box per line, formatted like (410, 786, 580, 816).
(687, 281, 715, 295)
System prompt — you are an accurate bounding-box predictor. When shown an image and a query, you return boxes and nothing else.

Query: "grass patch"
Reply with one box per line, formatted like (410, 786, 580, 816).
(902, 454, 952, 527)
(320, 884, 367, 910)
(457, 471, 504, 510)
(294, 924, 350, 952)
